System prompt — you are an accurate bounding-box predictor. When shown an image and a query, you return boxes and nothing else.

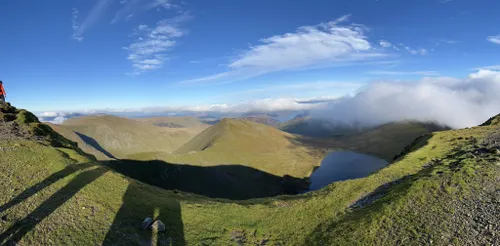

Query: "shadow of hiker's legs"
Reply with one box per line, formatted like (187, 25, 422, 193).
(103, 183, 185, 246)
(0, 167, 107, 245)
(0, 163, 96, 214)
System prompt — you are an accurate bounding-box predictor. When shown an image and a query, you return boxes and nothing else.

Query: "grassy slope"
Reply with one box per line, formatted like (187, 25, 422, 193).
(1, 106, 498, 245)
(337, 121, 450, 160)
(140, 118, 325, 178)
(46, 122, 111, 160)
(61, 115, 205, 159)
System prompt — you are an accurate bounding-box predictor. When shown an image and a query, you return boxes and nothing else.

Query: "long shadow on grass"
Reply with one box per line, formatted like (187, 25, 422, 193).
(0, 166, 108, 245)
(103, 183, 185, 246)
(0, 162, 98, 214)
(101, 159, 310, 200)
(75, 132, 116, 159)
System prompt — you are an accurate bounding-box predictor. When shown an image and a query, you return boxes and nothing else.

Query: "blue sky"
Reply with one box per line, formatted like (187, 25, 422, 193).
(1, 0, 499, 113)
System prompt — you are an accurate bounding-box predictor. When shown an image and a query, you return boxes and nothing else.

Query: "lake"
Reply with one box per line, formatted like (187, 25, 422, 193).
(307, 151, 389, 191)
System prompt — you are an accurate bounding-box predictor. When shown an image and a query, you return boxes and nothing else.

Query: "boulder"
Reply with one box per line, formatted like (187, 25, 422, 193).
(150, 220, 166, 232)
(140, 217, 153, 230)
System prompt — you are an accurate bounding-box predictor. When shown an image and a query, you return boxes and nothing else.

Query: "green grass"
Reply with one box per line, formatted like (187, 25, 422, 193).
(1, 107, 498, 245)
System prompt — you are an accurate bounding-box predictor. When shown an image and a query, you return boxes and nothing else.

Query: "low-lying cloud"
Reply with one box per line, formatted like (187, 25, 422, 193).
(37, 70, 500, 128)
(312, 70, 500, 128)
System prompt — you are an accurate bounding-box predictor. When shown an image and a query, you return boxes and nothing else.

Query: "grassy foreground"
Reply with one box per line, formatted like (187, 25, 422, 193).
(0, 106, 499, 245)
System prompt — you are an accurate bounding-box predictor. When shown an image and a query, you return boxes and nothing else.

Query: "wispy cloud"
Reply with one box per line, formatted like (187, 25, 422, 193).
(487, 35, 500, 45)
(182, 15, 387, 85)
(378, 41, 428, 55)
(113, 0, 178, 23)
(71, 8, 83, 41)
(125, 14, 191, 74)
(404, 46, 428, 55)
(435, 38, 459, 45)
(72, 0, 113, 41)
(473, 65, 500, 71)
(368, 70, 439, 76)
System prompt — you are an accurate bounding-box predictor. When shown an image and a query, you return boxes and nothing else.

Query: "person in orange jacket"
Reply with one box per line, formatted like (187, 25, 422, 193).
(0, 81, 6, 105)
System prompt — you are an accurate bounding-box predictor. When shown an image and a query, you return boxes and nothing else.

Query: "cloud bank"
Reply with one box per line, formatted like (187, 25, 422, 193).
(312, 70, 500, 128)
(37, 70, 500, 129)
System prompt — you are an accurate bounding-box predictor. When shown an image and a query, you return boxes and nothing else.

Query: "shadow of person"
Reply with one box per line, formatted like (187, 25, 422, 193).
(0, 162, 97, 214)
(103, 181, 185, 246)
(0, 167, 108, 245)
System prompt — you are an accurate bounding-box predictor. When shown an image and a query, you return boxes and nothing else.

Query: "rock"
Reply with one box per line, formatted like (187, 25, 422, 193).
(140, 217, 153, 230)
(150, 220, 166, 232)
(230, 230, 246, 244)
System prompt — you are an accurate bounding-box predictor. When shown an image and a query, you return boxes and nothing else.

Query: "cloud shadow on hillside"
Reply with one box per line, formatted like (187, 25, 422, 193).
(101, 159, 310, 200)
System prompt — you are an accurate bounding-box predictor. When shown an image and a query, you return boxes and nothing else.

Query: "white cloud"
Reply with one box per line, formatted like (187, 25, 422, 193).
(125, 14, 190, 74)
(487, 35, 500, 45)
(312, 70, 500, 129)
(379, 40, 393, 48)
(183, 15, 387, 84)
(368, 70, 440, 76)
(72, 0, 113, 41)
(37, 112, 84, 124)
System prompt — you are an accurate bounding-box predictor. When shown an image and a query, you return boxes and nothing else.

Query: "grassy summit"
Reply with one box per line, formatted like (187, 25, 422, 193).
(151, 118, 325, 178)
(0, 105, 498, 245)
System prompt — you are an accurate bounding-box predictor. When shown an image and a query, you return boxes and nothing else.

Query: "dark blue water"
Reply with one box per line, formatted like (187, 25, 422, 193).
(307, 151, 388, 191)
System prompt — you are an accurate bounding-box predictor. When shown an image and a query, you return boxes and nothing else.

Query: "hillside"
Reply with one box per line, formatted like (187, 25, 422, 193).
(166, 118, 325, 178)
(0, 105, 498, 245)
(482, 113, 500, 126)
(45, 123, 112, 160)
(337, 121, 450, 160)
(60, 115, 205, 159)
(285, 120, 449, 161)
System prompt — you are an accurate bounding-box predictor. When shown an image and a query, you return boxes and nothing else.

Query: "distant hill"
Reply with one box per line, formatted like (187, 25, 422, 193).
(238, 116, 280, 126)
(286, 120, 450, 161)
(60, 115, 205, 159)
(137, 116, 211, 128)
(160, 118, 325, 178)
(279, 116, 367, 138)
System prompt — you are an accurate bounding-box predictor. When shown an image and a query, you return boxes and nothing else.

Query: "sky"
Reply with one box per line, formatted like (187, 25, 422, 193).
(1, 0, 500, 125)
